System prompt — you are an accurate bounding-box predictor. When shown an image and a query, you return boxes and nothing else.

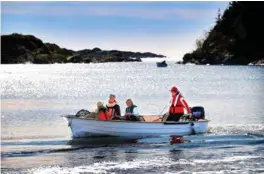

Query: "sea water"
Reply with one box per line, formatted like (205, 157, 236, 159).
(1, 62, 264, 173)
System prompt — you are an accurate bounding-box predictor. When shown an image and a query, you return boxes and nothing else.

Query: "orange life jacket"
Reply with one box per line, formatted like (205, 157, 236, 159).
(169, 93, 191, 114)
(98, 111, 107, 120)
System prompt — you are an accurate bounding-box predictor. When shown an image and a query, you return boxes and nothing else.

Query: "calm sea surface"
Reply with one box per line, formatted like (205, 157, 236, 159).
(1, 62, 264, 173)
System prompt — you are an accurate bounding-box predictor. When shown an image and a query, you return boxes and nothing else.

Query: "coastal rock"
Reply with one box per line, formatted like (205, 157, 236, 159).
(249, 59, 264, 65)
(1, 33, 165, 64)
(175, 61, 183, 64)
(181, 2, 264, 65)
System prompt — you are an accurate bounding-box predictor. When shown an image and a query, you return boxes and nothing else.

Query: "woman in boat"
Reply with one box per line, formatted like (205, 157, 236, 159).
(96, 101, 108, 120)
(166, 86, 191, 121)
(106, 94, 121, 120)
(124, 99, 140, 121)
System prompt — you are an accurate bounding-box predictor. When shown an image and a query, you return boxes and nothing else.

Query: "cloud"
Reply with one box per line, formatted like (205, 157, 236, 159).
(2, 2, 217, 21)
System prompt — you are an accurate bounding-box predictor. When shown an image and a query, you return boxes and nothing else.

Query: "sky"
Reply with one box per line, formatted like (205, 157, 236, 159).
(1, 1, 229, 60)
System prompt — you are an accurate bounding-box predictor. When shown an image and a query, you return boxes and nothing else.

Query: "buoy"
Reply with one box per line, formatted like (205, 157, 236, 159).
(170, 136, 184, 144)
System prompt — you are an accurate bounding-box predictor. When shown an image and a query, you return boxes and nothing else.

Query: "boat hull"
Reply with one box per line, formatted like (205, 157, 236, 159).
(156, 63, 167, 67)
(64, 116, 209, 138)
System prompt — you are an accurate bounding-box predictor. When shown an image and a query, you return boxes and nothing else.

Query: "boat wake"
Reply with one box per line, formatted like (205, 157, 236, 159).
(1, 146, 93, 158)
(28, 154, 264, 174)
(208, 123, 264, 135)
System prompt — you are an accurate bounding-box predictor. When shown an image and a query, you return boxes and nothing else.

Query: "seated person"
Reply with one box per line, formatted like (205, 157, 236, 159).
(95, 101, 108, 120)
(106, 94, 121, 120)
(124, 99, 140, 121)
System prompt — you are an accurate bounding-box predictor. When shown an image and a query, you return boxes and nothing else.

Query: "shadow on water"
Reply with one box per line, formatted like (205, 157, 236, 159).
(1, 137, 140, 159)
(67, 136, 138, 147)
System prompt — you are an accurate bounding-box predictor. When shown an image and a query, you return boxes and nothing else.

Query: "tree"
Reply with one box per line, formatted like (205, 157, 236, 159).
(216, 8, 222, 24)
(195, 39, 204, 50)
(195, 31, 209, 51)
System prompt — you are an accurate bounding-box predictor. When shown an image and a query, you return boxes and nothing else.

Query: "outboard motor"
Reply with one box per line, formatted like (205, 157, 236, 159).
(191, 106, 205, 120)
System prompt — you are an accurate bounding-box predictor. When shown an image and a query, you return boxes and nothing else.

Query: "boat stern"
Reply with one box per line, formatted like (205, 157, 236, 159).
(192, 120, 209, 134)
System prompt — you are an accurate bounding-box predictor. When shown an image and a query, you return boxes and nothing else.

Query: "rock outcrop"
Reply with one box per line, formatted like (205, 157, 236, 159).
(181, 2, 264, 65)
(1, 33, 166, 64)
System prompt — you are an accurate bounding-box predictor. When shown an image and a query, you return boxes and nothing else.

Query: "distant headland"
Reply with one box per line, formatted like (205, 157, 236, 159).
(179, 2, 264, 66)
(1, 33, 166, 64)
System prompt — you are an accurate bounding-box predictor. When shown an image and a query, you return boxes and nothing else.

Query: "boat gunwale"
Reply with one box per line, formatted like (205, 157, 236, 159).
(62, 115, 210, 124)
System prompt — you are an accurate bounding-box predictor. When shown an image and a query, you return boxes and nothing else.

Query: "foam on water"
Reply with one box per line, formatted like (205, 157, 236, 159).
(28, 155, 263, 174)
(208, 124, 264, 135)
(193, 155, 261, 164)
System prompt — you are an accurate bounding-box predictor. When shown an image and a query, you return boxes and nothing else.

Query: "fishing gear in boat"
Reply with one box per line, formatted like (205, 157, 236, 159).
(75, 109, 91, 118)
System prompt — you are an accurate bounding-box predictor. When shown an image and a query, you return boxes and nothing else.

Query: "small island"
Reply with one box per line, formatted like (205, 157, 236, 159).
(1, 33, 166, 64)
(180, 2, 264, 65)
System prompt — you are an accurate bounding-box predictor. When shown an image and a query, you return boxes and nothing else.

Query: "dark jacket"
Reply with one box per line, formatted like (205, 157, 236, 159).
(125, 105, 137, 114)
(106, 104, 121, 117)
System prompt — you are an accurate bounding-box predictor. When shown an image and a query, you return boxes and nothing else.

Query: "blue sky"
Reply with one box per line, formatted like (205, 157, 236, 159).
(1, 1, 229, 60)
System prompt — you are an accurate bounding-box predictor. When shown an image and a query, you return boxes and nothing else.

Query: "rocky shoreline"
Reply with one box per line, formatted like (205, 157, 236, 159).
(180, 2, 264, 66)
(1, 33, 166, 64)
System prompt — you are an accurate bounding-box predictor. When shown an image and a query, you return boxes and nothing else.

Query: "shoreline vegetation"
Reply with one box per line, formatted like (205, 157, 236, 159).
(179, 2, 264, 66)
(1, 33, 165, 64)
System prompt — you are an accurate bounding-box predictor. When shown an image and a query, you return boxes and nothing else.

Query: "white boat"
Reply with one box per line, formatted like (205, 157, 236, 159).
(63, 115, 209, 138)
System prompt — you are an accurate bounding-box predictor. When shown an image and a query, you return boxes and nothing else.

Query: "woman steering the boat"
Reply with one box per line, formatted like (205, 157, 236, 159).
(166, 86, 191, 121)
(106, 94, 121, 120)
(124, 99, 140, 121)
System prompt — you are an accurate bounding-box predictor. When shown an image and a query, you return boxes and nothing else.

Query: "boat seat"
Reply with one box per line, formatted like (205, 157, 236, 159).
(142, 115, 163, 122)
